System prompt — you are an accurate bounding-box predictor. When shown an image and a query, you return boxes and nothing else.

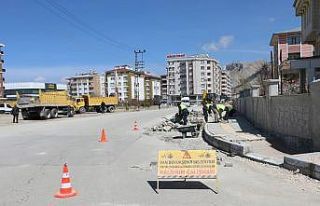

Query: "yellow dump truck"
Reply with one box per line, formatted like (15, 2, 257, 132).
(17, 91, 75, 120)
(74, 95, 118, 113)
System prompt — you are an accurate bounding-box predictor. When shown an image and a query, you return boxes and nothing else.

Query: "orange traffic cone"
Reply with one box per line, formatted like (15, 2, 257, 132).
(99, 129, 108, 143)
(132, 121, 139, 131)
(54, 163, 78, 198)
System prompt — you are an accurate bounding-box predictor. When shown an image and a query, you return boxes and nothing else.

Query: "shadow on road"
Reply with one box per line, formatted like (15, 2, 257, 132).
(147, 180, 217, 194)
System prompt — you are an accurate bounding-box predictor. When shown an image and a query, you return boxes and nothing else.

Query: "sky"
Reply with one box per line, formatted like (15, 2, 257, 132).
(0, 0, 300, 83)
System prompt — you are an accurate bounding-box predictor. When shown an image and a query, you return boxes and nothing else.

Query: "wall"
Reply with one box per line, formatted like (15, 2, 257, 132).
(236, 80, 320, 152)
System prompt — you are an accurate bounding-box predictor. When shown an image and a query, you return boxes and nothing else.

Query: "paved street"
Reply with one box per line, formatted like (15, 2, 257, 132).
(0, 109, 319, 206)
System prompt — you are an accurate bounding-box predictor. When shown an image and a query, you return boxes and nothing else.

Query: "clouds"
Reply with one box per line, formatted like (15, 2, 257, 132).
(202, 35, 235, 52)
(34, 76, 46, 82)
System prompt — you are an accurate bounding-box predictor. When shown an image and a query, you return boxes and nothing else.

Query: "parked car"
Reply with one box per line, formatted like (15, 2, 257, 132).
(0, 103, 13, 114)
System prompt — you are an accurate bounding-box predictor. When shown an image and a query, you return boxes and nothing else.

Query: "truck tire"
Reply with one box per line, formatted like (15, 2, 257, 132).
(67, 108, 75, 118)
(79, 107, 86, 114)
(41, 109, 51, 120)
(22, 110, 30, 120)
(108, 105, 115, 113)
(50, 108, 58, 118)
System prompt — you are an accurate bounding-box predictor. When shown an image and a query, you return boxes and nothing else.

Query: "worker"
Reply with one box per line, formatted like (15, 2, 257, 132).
(202, 100, 212, 123)
(11, 104, 19, 123)
(224, 101, 235, 121)
(179, 102, 189, 125)
(211, 99, 219, 123)
(216, 101, 226, 121)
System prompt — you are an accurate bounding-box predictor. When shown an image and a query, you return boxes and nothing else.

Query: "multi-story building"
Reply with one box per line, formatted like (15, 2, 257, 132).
(144, 73, 161, 102)
(294, 0, 320, 55)
(0, 43, 5, 98)
(166, 53, 221, 104)
(160, 75, 168, 102)
(105, 65, 160, 103)
(220, 70, 232, 97)
(66, 71, 105, 97)
(270, 28, 314, 78)
(275, 0, 320, 94)
(4, 82, 67, 100)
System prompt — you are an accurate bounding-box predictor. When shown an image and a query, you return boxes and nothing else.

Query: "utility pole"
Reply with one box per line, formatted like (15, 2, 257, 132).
(134, 49, 146, 110)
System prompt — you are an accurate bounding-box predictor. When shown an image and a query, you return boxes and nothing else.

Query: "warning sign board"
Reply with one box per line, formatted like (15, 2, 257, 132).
(157, 150, 217, 179)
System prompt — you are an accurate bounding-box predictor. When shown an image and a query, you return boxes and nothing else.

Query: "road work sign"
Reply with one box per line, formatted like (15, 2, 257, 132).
(157, 150, 217, 179)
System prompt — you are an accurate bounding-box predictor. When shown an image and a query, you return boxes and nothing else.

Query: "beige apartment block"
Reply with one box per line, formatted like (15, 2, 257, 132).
(105, 65, 160, 104)
(67, 71, 104, 97)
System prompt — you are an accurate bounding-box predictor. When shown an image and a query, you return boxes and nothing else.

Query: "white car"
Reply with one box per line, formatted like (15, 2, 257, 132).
(0, 103, 13, 114)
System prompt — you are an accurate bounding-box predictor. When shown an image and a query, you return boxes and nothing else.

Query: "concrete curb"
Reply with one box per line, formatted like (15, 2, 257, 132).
(283, 156, 320, 180)
(203, 123, 250, 156)
(203, 123, 320, 180)
(203, 123, 282, 167)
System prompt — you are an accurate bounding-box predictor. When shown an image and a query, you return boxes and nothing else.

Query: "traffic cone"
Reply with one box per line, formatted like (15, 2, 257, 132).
(54, 163, 77, 198)
(132, 121, 139, 131)
(99, 129, 108, 143)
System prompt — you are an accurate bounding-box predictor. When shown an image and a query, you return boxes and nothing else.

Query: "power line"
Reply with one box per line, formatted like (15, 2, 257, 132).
(34, 0, 135, 52)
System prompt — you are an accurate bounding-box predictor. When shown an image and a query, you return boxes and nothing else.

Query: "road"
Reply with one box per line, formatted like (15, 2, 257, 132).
(0, 108, 319, 206)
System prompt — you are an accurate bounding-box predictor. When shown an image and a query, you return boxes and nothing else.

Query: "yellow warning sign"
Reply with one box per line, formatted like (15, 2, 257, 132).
(157, 150, 217, 179)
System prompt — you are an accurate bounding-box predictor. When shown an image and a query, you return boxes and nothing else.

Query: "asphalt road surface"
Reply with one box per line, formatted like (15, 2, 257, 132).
(0, 108, 319, 206)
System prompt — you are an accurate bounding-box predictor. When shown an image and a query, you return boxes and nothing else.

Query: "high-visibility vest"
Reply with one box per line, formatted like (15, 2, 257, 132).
(180, 103, 187, 110)
(216, 104, 225, 111)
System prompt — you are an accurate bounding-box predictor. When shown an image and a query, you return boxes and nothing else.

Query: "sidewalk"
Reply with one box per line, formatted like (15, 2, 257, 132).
(203, 116, 320, 180)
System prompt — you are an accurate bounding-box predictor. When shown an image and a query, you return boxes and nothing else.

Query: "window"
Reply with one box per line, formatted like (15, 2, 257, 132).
(287, 36, 301, 45)
(201, 66, 205, 70)
(207, 78, 211, 81)
(207, 66, 211, 70)
(207, 72, 211, 76)
(207, 61, 210, 64)
(201, 61, 205, 64)
(288, 53, 300, 60)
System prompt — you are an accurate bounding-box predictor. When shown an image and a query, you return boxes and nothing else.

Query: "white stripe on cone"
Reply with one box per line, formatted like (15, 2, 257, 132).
(61, 183, 72, 189)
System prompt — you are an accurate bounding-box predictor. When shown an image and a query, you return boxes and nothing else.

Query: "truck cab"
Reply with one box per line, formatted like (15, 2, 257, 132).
(73, 97, 86, 113)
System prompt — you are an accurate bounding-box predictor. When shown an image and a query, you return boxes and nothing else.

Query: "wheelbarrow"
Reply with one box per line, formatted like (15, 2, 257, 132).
(176, 124, 199, 139)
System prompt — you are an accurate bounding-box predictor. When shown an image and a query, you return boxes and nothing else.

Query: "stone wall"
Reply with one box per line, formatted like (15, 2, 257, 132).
(236, 80, 320, 152)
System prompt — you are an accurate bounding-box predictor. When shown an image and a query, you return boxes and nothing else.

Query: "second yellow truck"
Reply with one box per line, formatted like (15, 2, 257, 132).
(74, 95, 118, 113)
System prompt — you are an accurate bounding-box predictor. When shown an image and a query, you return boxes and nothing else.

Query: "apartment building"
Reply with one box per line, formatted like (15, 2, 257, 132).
(0, 43, 5, 98)
(160, 74, 168, 102)
(270, 28, 314, 78)
(144, 73, 161, 102)
(221, 70, 232, 97)
(105, 65, 160, 103)
(166, 53, 221, 104)
(294, 0, 320, 55)
(66, 71, 105, 97)
(275, 0, 320, 94)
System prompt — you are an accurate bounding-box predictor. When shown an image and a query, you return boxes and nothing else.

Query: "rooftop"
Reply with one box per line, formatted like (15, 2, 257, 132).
(270, 27, 301, 46)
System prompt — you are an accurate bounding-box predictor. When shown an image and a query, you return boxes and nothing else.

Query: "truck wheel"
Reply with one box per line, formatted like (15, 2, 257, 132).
(108, 106, 115, 113)
(79, 107, 86, 114)
(67, 109, 75, 117)
(41, 109, 51, 120)
(50, 109, 58, 118)
(22, 110, 30, 120)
